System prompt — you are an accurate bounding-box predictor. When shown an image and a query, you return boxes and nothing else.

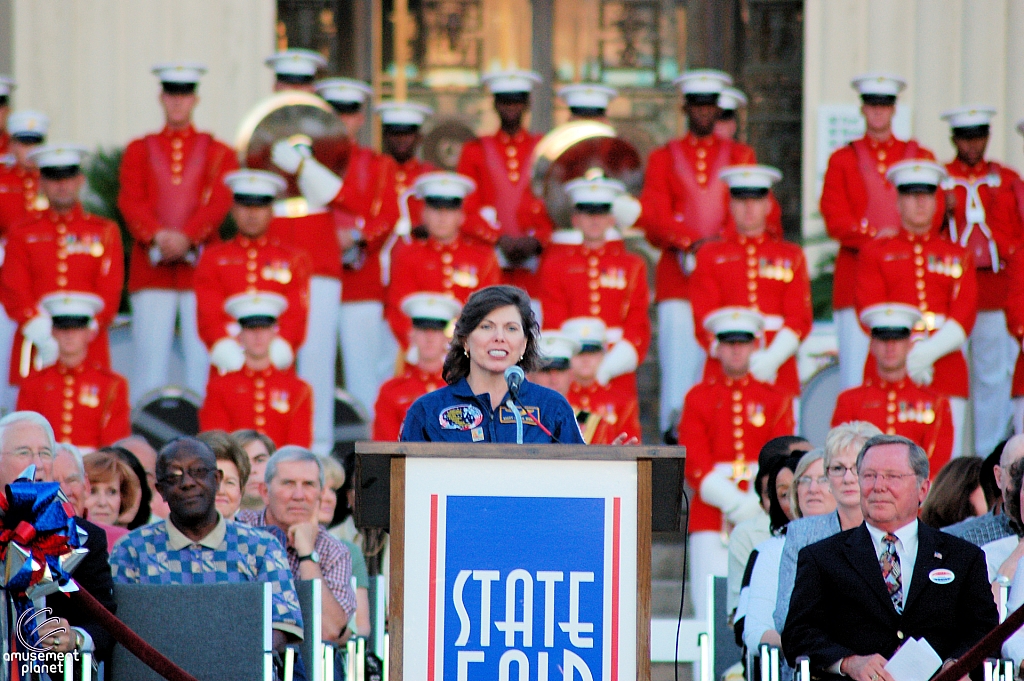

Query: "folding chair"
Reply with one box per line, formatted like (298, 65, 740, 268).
(109, 582, 274, 681)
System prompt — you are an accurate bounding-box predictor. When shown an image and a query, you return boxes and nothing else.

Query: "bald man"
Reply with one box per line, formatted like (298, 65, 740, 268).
(944, 434, 1024, 547)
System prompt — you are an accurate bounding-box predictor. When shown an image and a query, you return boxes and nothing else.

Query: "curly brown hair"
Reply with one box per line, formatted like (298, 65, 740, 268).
(441, 285, 541, 385)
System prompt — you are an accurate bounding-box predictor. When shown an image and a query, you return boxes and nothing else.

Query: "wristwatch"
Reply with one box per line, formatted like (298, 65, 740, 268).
(298, 550, 320, 564)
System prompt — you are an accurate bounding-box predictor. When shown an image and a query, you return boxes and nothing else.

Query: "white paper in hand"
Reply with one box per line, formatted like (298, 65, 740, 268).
(883, 637, 941, 681)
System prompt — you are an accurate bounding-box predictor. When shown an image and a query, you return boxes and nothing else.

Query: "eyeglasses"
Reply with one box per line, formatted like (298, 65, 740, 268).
(158, 466, 215, 486)
(859, 471, 917, 485)
(827, 464, 858, 479)
(797, 475, 829, 488)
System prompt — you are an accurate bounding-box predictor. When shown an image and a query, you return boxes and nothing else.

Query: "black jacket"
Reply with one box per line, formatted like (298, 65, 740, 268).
(782, 522, 997, 674)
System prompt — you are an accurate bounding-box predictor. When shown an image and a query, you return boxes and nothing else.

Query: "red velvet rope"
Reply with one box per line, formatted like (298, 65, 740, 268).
(69, 587, 199, 681)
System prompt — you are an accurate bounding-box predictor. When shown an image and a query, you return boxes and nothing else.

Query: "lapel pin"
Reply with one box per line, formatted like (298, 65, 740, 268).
(934, 552, 942, 559)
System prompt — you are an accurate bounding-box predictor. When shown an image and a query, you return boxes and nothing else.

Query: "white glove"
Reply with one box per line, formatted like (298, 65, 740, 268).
(34, 336, 59, 369)
(479, 206, 499, 229)
(22, 314, 52, 347)
(906, 320, 967, 386)
(210, 338, 245, 374)
(405, 344, 420, 365)
(611, 194, 641, 229)
(700, 463, 762, 524)
(297, 157, 343, 208)
(271, 140, 304, 174)
(748, 327, 801, 384)
(269, 337, 295, 370)
(595, 339, 639, 386)
(394, 216, 411, 237)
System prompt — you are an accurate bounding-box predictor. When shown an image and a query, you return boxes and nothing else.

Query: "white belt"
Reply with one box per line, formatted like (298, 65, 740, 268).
(272, 197, 328, 218)
(763, 315, 784, 332)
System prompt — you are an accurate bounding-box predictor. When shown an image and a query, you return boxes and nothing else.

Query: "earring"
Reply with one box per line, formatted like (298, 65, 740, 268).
(520, 354, 525, 361)
(463, 347, 469, 357)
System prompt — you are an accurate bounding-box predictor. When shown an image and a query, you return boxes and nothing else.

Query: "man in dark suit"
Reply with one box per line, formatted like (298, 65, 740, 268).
(0, 411, 116, 663)
(783, 434, 997, 680)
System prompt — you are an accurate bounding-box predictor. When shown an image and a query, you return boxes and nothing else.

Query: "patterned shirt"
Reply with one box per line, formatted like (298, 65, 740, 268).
(109, 515, 304, 638)
(236, 509, 357, 617)
(943, 509, 1016, 547)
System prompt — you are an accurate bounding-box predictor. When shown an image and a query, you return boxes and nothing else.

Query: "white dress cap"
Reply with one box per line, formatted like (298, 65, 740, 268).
(0, 75, 15, 97)
(7, 111, 49, 139)
(40, 291, 104, 319)
(850, 72, 907, 97)
(400, 292, 462, 323)
(412, 172, 476, 200)
(702, 306, 766, 337)
(859, 302, 922, 332)
(224, 169, 288, 199)
(564, 175, 627, 205)
(885, 159, 947, 188)
(151, 62, 208, 84)
(538, 332, 582, 362)
(376, 101, 434, 127)
(27, 144, 89, 169)
(224, 291, 289, 321)
(558, 84, 618, 111)
(315, 78, 374, 104)
(481, 70, 543, 94)
(672, 69, 733, 96)
(561, 316, 608, 348)
(265, 49, 328, 78)
(718, 87, 748, 111)
(719, 164, 783, 190)
(940, 105, 996, 129)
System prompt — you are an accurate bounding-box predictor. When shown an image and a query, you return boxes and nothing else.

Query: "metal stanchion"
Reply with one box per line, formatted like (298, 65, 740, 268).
(796, 656, 810, 681)
(698, 632, 711, 681)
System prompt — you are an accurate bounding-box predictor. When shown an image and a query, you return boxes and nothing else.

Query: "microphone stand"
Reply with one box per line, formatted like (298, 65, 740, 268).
(506, 398, 524, 444)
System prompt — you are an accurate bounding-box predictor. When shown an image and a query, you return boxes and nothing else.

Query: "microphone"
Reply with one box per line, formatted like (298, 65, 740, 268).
(504, 365, 525, 399)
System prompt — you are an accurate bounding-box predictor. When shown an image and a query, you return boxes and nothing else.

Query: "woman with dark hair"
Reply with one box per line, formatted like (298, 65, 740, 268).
(920, 456, 986, 529)
(401, 285, 585, 443)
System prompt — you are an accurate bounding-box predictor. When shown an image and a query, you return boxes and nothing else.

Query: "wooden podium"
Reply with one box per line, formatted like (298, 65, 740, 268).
(354, 442, 685, 681)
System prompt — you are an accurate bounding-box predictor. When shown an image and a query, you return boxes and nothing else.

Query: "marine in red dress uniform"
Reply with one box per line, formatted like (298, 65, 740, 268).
(200, 291, 313, 448)
(820, 73, 936, 390)
(560, 317, 642, 443)
(539, 174, 649, 410)
(0, 76, 13, 156)
(118, 63, 237, 399)
(636, 70, 759, 433)
(193, 170, 311, 377)
(690, 165, 811, 402)
(0, 144, 124, 387)
(17, 292, 130, 450)
(373, 293, 460, 441)
(938, 105, 1024, 455)
(456, 70, 552, 296)
(0, 110, 48, 233)
(385, 172, 501, 347)
(855, 160, 977, 456)
(678, 306, 794, 619)
(831, 303, 953, 470)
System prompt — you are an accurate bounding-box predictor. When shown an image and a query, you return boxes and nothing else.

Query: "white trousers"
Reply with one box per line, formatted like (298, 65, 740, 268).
(688, 530, 729, 622)
(130, 289, 209, 402)
(835, 307, 870, 390)
(0, 307, 18, 412)
(297, 276, 342, 451)
(969, 310, 1016, 456)
(658, 300, 706, 433)
(339, 301, 398, 421)
(950, 397, 967, 459)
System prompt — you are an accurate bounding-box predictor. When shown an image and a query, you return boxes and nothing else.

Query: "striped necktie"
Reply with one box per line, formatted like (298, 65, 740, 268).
(880, 533, 903, 614)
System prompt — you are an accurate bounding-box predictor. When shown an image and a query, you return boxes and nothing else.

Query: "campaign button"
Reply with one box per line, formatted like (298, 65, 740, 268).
(928, 568, 954, 584)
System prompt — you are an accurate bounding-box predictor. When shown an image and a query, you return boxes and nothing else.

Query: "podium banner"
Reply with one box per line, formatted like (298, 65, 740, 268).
(403, 458, 639, 681)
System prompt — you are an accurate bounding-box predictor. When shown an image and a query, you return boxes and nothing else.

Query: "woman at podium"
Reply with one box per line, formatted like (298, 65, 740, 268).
(400, 285, 586, 443)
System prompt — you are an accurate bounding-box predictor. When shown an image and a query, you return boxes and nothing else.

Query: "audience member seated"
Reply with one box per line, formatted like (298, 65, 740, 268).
(116, 434, 169, 519)
(236, 446, 357, 643)
(1000, 458, 1024, 672)
(734, 451, 800, 651)
(110, 437, 304, 652)
(83, 449, 140, 543)
(945, 434, 1024, 546)
(319, 454, 371, 637)
(53, 442, 89, 516)
(920, 456, 986, 529)
(0, 411, 117, 663)
(727, 435, 810, 616)
(234, 428, 276, 512)
(197, 429, 250, 521)
(110, 445, 154, 529)
(774, 421, 880, 635)
(991, 458, 1024, 587)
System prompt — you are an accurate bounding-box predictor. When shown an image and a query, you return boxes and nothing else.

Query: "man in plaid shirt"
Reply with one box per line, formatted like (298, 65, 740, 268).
(944, 434, 1024, 546)
(110, 437, 304, 648)
(237, 446, 356, 642)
